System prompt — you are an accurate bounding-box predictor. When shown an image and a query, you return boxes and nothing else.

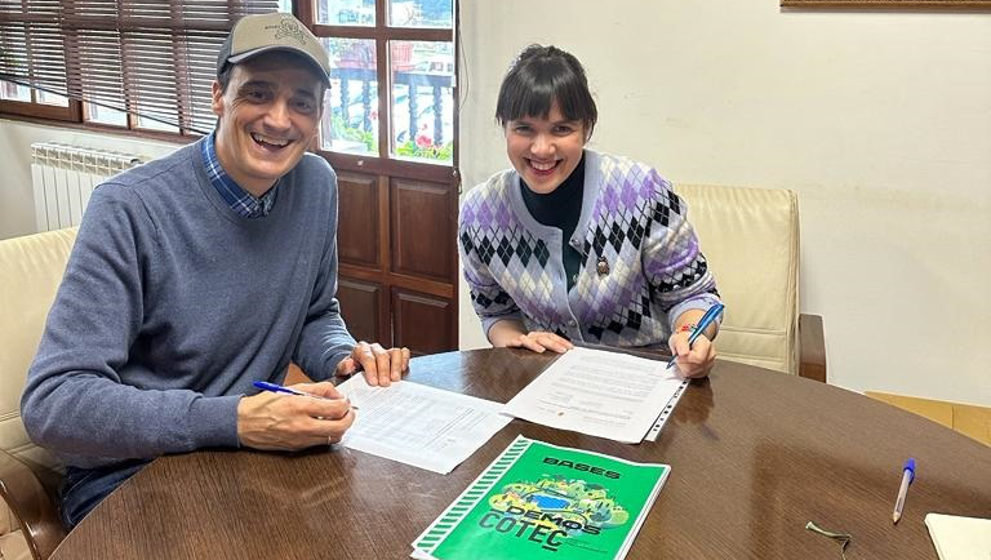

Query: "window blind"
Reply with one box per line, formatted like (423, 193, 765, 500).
(0, 1, 280, 133)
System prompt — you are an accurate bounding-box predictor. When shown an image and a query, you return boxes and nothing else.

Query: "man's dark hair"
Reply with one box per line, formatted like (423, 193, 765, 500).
(218, 64, 234, 93)
(495, 44, 598, 139)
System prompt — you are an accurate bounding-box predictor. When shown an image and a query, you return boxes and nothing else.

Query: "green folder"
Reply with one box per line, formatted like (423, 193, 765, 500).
(412, 436, 670, 560)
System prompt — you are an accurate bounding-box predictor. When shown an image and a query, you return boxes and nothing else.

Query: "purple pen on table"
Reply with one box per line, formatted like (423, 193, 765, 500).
(892, 458, 915, 524)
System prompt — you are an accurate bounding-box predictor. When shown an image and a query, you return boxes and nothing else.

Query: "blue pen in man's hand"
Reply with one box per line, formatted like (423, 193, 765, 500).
(253, 381, 309, 396)
(252, 381, 358, 409)
(666, 303, 725, 370)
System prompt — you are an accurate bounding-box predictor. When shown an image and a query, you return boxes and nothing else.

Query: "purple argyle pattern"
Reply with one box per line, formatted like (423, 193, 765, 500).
(460, 151, 719, 346)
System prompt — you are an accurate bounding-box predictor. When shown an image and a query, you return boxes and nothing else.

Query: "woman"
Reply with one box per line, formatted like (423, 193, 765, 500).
(459, 45, 722, 378)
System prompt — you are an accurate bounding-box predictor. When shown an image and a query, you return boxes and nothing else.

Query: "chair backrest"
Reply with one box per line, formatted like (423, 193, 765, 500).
(0, 227, 77, 534)
(675, 184, 799, 374)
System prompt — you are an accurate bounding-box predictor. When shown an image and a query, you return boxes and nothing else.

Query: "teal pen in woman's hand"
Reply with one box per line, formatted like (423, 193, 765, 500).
(252, 381, 358, 409)
(666, 303, 726, 370)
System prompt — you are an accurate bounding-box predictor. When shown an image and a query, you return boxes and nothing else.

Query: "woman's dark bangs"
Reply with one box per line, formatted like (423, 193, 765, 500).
(498, 49, 596, 131)
(553, 75, 586, 123)
(511, 77, 555, 121)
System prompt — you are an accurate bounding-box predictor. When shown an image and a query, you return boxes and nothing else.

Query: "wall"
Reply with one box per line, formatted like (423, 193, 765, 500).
(0, 120, 180, 239)
(458, 1, 991, 405)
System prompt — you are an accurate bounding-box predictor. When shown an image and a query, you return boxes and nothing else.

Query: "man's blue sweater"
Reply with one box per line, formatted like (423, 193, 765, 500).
(21, 138, 356, 468)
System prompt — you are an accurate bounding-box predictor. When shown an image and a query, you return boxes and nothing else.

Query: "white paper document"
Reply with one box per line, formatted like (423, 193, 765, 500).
(335, 376, 513, 474)
(645, 376, 690, 442)
(925, 513, 991, 560)
(503, 347, 686, 443)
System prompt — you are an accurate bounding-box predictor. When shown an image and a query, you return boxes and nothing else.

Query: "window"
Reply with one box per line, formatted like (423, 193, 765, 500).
(301, 0, 457, 165)
(0, 0, 289, 135)
(0, 81, 79, 122)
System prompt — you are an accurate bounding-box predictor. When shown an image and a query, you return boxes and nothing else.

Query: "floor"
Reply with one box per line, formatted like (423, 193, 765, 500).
(865, 392, 991, 447)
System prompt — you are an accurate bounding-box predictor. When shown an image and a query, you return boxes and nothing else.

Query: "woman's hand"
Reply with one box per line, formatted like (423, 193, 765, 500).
(488, 320, 573, 354)
(667, 331, 716, 378)
(505, 330, 574, 354)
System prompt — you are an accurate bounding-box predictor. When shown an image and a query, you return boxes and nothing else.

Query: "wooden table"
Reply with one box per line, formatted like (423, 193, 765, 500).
(51, 349, 991, 559)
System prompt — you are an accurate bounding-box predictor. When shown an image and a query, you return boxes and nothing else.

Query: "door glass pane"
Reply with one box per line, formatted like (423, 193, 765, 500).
(388, 0, 452, 28)
(390, 41, 453, 164)
(322, 38, 379, 155)
(0, 80, 31, 102)
(317, 0, 376, 26)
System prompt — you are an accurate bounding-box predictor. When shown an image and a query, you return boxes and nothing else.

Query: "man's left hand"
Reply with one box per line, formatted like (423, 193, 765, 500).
(335, 341, 411, 387)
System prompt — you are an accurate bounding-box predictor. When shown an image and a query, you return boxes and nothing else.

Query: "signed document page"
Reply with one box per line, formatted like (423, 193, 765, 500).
(503, 347, 683, 443)
(336, 375, 513, 474)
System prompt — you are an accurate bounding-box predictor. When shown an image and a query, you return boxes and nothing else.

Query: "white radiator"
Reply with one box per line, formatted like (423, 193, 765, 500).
(30, 142, 142, 232)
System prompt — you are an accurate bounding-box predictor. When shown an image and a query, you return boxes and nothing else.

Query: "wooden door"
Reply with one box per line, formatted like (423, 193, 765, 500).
(299, 1, 460, 355)
(334, 166, 459, 355)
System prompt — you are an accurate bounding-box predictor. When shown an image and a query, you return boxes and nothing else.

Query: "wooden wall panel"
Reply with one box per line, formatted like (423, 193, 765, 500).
(337, 279, 382, 344)
(392, 288, 455, 356)
(337, 172, 380, 268)
(390, 179, 454, 282)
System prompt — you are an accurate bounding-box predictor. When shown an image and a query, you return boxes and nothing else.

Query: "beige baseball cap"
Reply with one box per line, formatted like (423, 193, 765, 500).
(217, 12, 330, 85)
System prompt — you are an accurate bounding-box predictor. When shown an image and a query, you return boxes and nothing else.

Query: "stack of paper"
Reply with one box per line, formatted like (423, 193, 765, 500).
(335, 376, 513, 474)
(503, 347, 688, 444)
(925, 513, 991, 560)
(412, 436, 670, 560)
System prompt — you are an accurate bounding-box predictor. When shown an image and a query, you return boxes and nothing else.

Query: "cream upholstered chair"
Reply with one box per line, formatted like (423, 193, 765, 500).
(0, 228, 76, 560)
(676, 184, 825, 379)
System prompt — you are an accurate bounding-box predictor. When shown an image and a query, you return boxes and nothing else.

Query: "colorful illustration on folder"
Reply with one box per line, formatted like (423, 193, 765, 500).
(486, 474, 631, 538)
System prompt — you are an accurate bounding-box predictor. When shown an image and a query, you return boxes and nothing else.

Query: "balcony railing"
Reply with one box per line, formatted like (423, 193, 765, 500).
(331, 67, 453, 151)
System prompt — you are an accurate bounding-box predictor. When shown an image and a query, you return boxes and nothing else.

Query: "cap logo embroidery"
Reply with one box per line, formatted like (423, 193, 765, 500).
(271, 17, 306, 46)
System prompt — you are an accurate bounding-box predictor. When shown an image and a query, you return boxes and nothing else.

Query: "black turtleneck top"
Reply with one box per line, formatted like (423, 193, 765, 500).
(520, 152, 585, 291)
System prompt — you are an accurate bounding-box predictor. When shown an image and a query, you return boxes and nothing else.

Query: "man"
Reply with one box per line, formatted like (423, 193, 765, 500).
(20, 12, 408, 529)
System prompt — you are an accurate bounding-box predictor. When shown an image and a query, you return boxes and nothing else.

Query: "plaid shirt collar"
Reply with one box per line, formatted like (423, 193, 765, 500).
(201, 132, 278, 218)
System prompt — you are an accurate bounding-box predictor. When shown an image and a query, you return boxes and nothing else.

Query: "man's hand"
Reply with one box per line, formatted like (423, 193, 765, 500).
(667, 332, 716, 379)
(237, 382, 354, 450)
(335, 341, 411, 387)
